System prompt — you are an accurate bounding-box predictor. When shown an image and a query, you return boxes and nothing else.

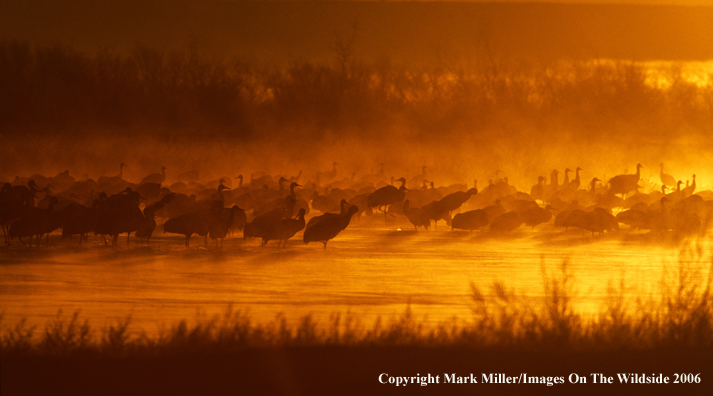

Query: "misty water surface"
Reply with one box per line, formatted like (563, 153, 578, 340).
(1, 222, 705, 336)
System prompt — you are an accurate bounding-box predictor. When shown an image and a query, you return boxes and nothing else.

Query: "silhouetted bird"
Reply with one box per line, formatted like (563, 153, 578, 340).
(61, 200, 100, 245)
(244, 196, 297, 245)
(208, 205, 245, 247)
(530, 176, 546, 202)
(402, 200, 431, 231)
(267, 208, 306, 248)
(490, 211, 523, 233)
(141, 166, 167, 185)
(660, 164, 676, 187)
(520, 206, 553, 230)
(682, 174, 696, 197)
(304, 206, 358, 249)
(98, 163, 126, 186)
(306, 199, 348, 229)
(585, 207, 619, 236)
(367, 177, 407, 221)
(570, 167, 582, 190)
(608, 163, 643, 198)
(439, 188, 478, 217)
(135, 193, 176, 242)
(451, 209, 488, 232)
(317, 162, 338, 185)
(9, 196, 59, 247)
(164, 209, 213, 247)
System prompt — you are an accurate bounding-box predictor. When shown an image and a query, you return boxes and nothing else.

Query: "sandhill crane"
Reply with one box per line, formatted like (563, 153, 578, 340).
(520, 206, 553, 230)
(8, 196, 59, 247)
(6, 180, 40, 207)
(367, 177, 407, 221)
(530, 176, 545, 202)
(490, 211, 523, 233)
(608, 163, 643, 198)
(1, 183, 28, 244)
(439, 188, 478, 218)
(94, 189, 144, 245)
(61, 200, 100, 245)
(304, 206, 358, 249)
(244, 196, 297, 245)
(660, 164, 676, 187)
(306, 199, 347, 229)
(402, 200, 430, 231)
(208, 205, 245, 248)
(421, 199, 449, 229)
(570, 167, 582, 190)
(141, 166, 167, 185)
(164, 211, 210, 247)
(98, 163, 126, 186)
(585, 208, 619, 236)
(563, 168, 572, 187)
(682, 174, 696, 197)
(451, 209, 488, 232)
(164, 198, 224, 247)
(270, 208, 306, 248)
(135, 193, 176, 242)
(408, 165, 428, 189)
(317, 162, 338, 186)
(665, 181, 684, 203)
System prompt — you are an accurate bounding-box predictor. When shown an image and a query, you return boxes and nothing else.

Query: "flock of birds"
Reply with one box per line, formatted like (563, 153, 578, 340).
(0, 162, 710, 249)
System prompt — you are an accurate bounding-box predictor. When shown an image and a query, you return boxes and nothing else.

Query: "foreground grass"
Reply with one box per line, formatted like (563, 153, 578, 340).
(2, 247, 712, 354)
(2, 247, 712, 395)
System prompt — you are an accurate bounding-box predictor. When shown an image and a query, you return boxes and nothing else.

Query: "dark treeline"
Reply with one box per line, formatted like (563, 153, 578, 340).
(2, 41, 712, 145)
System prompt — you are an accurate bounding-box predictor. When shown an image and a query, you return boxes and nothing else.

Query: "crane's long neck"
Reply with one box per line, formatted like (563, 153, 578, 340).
(574, 168, 580, 183)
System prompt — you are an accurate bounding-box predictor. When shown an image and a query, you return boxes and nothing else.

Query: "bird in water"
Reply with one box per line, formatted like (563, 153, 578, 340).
(489, 211, 523, 233)
(8, 196, 59, 248)
(266, 208, 306, 248)
(208, 205, 245, 248)
(316, 162, 338, 186)
(402, 200, 431, 231)
(659, 164, 676, 188)
(682, 174, 696, 198)
(367, 177, 407, 222)
(304, 206, 358, 249)
(570, 167, 582, 190)
(141, 166, 167, 185)
(530, 176, 546, 203)
(163, 200, 222, 247)
(135, 193, 176, 242)
(451, 209, 488, 232)
(244, 196, 297, 245)
(307, 199, 348, 229)
(608, 163, 643, 198)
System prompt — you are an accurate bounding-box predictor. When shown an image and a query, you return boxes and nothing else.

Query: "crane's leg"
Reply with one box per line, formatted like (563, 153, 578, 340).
(19, 236, 27, 248)
(323, 240, 327, 250)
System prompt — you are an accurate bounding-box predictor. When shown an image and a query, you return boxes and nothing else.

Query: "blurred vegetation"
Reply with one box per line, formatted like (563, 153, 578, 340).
(1, 41, 711, 145)
(2, 248, 711, 356)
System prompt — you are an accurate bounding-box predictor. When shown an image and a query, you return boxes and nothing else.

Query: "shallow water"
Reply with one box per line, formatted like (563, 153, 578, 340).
(0, 217, 709, 336)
